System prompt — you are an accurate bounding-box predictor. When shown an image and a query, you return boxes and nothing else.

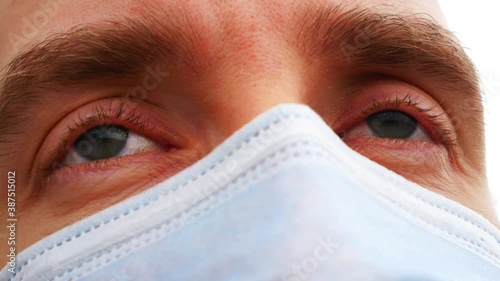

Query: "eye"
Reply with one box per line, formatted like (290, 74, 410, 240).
(62, 125, 161, 166)
(344, 110, 431, 141)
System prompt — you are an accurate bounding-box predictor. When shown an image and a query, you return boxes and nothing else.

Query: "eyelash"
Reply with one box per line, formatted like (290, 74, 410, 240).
(49, 102, 152, 171)
(347, 93, 457, 147)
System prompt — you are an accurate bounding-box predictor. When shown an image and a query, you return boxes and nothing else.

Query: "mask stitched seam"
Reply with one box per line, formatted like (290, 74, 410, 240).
(374, 188, 500, 266)
(369, 165, 499, 244)
(340, 153, 500, 263)
(11, 113, 313, 281)
(382, 171, 500, 244)
(334, 138, 500, 245)
(407, 191, 499, 245)
(52, 141, 328, 281)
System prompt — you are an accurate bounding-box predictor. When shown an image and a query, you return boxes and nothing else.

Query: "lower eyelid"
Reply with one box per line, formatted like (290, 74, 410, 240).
(59, 150, 167, 173)
(37, 149, 198, 205)
(344, 136, 443, 153)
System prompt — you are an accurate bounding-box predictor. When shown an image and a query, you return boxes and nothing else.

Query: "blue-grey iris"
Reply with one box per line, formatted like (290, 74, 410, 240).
(74, 125, 129, 161)
(366, 110, 418, 139)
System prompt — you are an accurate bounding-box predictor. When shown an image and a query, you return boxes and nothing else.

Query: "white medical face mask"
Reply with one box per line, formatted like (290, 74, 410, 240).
(2, 104, 499, 281)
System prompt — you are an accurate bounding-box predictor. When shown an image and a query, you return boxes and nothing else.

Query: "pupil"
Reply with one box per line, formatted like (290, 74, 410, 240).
(74, 125, 129, 161)
(366, 110, 418, 139)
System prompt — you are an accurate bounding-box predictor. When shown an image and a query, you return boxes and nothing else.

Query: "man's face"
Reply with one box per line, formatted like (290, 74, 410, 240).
(0, 0, 496, 257)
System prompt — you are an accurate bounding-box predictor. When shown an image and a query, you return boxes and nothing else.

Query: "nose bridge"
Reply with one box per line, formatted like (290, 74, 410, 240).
(181, 1, 310, 141)
(198, 53, 306, 138)
(200, 67, 307, 141)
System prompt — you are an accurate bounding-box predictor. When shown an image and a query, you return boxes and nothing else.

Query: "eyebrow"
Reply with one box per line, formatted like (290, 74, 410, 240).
(294, 4, 480, 95)
(0, 4, 481, 150)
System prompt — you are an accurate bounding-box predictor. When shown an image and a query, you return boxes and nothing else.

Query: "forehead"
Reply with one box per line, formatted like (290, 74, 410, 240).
(0, 0, 445, 69)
